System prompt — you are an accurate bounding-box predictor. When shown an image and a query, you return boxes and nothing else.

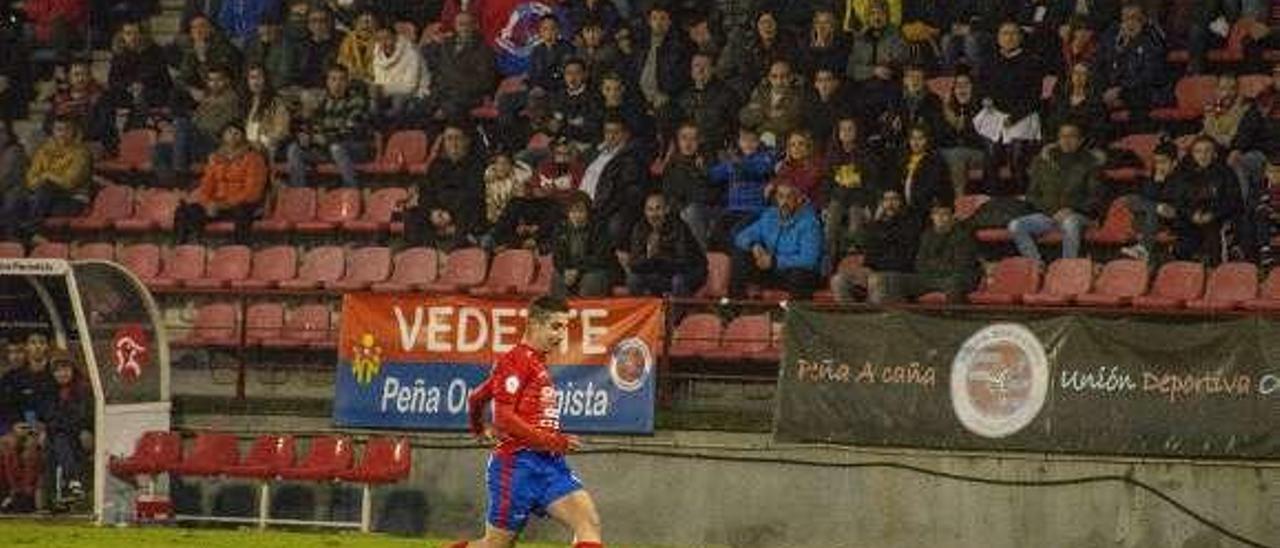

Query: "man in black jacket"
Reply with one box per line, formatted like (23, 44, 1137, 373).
(869, 200, 979, 304)
(409, 124, 486, 240)
(552, 192, 616, 297)
(428, 12, 496, 120)
(675, 52, 740, 155)
(831, 189, 919, 303)
(619, 192, 707, 296)
(583, 117, 648, 248)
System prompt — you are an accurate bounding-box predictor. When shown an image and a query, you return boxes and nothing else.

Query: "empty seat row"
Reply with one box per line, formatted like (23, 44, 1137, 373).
(668, 313, 782, 361)
(176, 301, 335, 349)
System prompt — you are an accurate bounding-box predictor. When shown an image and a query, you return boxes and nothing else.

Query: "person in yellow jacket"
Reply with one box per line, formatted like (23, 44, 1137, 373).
(3, 116, 91, 240)
(337, 9, 377, 83)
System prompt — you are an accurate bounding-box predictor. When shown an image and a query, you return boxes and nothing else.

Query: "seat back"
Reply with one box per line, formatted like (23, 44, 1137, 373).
(204, 245, 253, 282)
(1149, 261, 1206, 300)
(1174, 75, 1218, 113)
(0, 242, 24, 258)
(670, 313, 722, 353)
(267, 187, 318, 223)
(389, 247, 439, 285)
(192, 302, 239, 341)
(119, 244, 161, 279)
(288, 304, 331, 342)
(982, 257, 1041, 295)
(242, 434, 295, 470)
(1240, 74, 1272, 99)
(345, 247, 392, 284)
(485, 249, 535, 289)
(1260, 268, 1280, 300)
(245, 302, 285, 341)
(1040, 258, 1093, 296)
(298, 435, 354, 470)
(134, 430, 183, 466)
(117, 129, 157, 170)
(525, 254, 554, 294)
(357, 437, 412, 476)
(84, 185, 134, 221)
(135, 188, 181, 225)
(954, 194, 991, 221)
(316, 189, 361, 223)
(360, 187, 409, 223)
(1203, 262, 1258, 303)
(72, 242, 115, 261)
(186, 432, 240, 467)
(382, 130, 429, 168)
(696, 252, 731, 299)
(297, 246, 346, 283)
(30, 242, 70, 259)
(160, 245, 207, 280)
(1112, 134, 1160, 169)
(720, 314, 774, 355)
(248, 246, 299, 283)
(1094, 259, 1149, 297)
(439, 248, 488, 286)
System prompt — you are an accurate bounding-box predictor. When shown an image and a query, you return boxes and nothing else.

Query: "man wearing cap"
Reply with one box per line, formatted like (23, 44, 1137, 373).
(731, 182, 824, 299)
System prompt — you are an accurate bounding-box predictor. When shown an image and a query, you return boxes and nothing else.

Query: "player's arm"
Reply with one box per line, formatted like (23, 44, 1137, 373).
(491, 356, 573, 454)
(466, 377, 493, 437)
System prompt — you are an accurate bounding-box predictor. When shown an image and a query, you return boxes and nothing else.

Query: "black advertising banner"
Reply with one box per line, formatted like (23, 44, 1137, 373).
(773, 307, 1280, 459)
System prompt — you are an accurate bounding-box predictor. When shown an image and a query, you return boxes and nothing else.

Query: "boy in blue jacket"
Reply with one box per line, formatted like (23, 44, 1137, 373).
(731, 182, 823, 299)
(710, 127, 776, 246)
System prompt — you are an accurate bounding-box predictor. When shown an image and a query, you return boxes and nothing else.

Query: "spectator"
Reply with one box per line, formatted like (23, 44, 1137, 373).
(1013, 0, 1069, 70)
(1060, 14, 1099, 70)
(1231, 66, 1280, 211)
(830, 189, 920, 302)
(685, 15, 720, 60)
(156, 66, 243, 177)
(286, 65, 372, 188)
(0, 122, 27, 198)
(1164, 136, 1245, 264)
(676, 53, 740, 156)
(174, 14, 242, 97)
(845, 0, 907, 110)
(243, 64, 292, 159)
(0, 419, 42, 513)
(406, 208, 473, 251)
(618, 192, 707, 297)
(243, 15, 298, 90)
(1044, 62, 1108, 149)
(370, 24, 431, 125)
(552, 191, 615, 297)
(42, 352, 90, 503)
(713, 0, 757, 50)
(566, 0, 621, 37)
(874, 65, 943, 152)
(3, 118, 91, 240)
(718, 11, 793, 97)
(1251, 155, 1280, 267)
(1096, 4, 1170, 126)
(938, 71, 986, 197)
(46, 61, 109, 145)
(548, 59, 600, 149)
(488, 196, 561, 254)
(633, 5, 690, 112)
(1120, 141, 1180, 263)
(483, 150, 534, 229)
(802, 68, 852, 149)
(659, 124, 712, 248)
(595, 72, 655, 149)
(295, 7, 340, 89)
(428, 12, 495, 121)
(823, 117, 884, 262)
(416, 124, 486, 236)
(0, 332, 56, 514)
(107, 21, 173, 108)
(739, 60, 806, 144)
(173, 123, 268, 244)
(844, 0, 903, 31)
(22, 0, 88, 61)
(731, 182, 823, 299)
(867, 200, 979, 304)
(771, 130, 825, 207)
(583, 117, 646, 247)
(894, 123, 953, 223)
(337, 10, 377, 83)
(939, 0, 1001, 76)
(217, 0, 280, 47)
(976, 21, 1046, 193)
(899, 0, 945, 67)
(710, 127, 777, 242)
(528, 15, 575, 93)
(576, 17, 621, 79)
(1187, 0, 1235, 75)
(1007, 121, 1103, 262)
(0, 11, 33, 122)
(534, 138, 586, 203)
(797, 9, 850, 77)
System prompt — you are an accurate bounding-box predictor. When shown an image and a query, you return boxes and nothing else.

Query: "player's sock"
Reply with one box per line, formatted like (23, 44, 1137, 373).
(572, 542, 604, 548)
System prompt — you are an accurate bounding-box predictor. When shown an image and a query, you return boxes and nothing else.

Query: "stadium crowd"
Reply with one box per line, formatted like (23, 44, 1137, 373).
(1, 0, 1280, 306)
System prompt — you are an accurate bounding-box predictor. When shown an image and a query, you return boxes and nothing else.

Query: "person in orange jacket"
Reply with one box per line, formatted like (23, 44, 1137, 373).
(173, 123, 268, 244)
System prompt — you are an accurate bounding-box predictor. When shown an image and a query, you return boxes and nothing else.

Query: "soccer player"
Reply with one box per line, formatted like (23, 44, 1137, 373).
(450, 296, 604, 548)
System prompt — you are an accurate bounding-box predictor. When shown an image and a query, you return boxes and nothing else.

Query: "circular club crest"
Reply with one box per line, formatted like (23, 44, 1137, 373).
(950, 323, 1048, 439)
(608, 337, 652, 392)
(112, 325, 150, 383)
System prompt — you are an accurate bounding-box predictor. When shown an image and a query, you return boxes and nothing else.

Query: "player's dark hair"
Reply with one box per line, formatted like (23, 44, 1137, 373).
(528, 296, 569, 323)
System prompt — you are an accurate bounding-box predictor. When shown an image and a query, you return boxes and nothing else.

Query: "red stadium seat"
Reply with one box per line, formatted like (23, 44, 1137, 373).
(968, 257, 1041, 305)
(337, 437, 411, 484)
(279, 246, 346, 290)
(29, 242, 69, 259)
(1242, 268, 1280, 311)
(1187, 262, 1257, 311)
(916, 291, 950, 304)
(172, 432, 240, 476)
(109, 431, 183, 478)
(422, 248, 488, 293)
(668, 313, 722, 358)
(70, 242, 115, 261)
(150, 245, 206, 289)
(365, 130, 430, 174)
(223, 435, 296, 479)
(265, 304, 332, 349)
(1132, 261, 1205, 309)
(0, 242, 24, 258)
(1087, 200, 1137, 246)
(119, 244, 161, 281)
(254, 188, 317, 232)
(710, 314, 779, 361)
(1151, 76, 1217, 121)
(329, 247, 393, 291)
(297, 189, 361, 233)
(97, 129, 156, 172)
(1240, 74, 1272, 99)
(470, 249, 536, 296)
(813, 254, 866, 302)
(954, 194, 990, 221)
(519, 254, 554, 296)
(1076, 259, 1148, 307)
(1109, 134, 1160, 171)
(185, 245, 252, 288)
(695, 252, 731, 299)
(277, 436, 354, 481)
(69, 185, 133, 231)
(115, 189, 180, 232)
(231, 246, 298, 290)
(1206, 21, 1250, 63)
(343, 187, 409, 233)
(1022, 258, 1093, 306)
(371, 247, 440, 292)
(181, 302, 241, 347)
(244, 302, 285, 345)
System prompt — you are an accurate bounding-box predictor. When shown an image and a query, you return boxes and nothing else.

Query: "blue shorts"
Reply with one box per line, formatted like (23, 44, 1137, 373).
(486, 450, 583, 531)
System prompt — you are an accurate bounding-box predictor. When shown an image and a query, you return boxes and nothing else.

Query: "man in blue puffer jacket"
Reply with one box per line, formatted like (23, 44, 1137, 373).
(731, 182, 823, 299)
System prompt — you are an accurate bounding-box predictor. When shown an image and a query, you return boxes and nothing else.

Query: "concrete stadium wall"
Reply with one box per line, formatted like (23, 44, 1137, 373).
(176, 416, 1278, 548)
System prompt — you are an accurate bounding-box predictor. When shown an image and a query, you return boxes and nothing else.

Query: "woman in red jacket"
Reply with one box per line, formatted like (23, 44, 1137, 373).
(23, 0, 87, 59)
(770, 130, 826, 207)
